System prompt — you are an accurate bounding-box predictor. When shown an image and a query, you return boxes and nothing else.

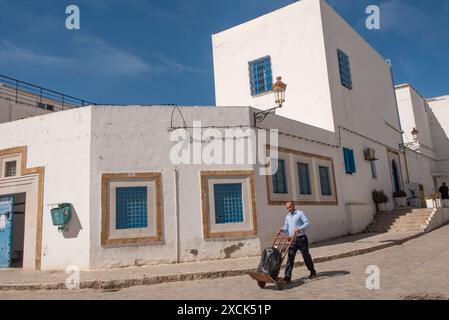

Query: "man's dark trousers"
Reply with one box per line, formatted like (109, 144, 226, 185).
(285, 235, 315, 279)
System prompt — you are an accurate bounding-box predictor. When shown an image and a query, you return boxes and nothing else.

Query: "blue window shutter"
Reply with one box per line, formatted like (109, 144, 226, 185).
(249, 56, 273, 96)
(273, 159, 288, 194)
(343, 148, 350, 174)
(337, 49, 353, 90)
(298, 163, 311, 195)
(349, 149, 356, 173)
(371, 161, 377, 179)
(319, 166, 332, 196)
(214, 183, 244, 224)
(343, 148, 356, 174)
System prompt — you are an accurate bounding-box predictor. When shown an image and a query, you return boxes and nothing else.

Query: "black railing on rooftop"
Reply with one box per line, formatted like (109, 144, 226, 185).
(0, 74, 95, 111)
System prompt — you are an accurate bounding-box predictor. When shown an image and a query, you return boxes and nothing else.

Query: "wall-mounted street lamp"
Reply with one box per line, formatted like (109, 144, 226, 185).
(254, 76, 287, 124)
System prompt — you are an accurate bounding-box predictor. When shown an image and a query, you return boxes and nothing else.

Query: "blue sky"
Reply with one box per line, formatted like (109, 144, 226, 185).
(0, 0, 448, 105)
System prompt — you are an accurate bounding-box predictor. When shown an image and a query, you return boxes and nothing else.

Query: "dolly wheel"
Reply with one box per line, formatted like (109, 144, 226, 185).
(276, 278, 285, 290)
(257, 281, 266, 289)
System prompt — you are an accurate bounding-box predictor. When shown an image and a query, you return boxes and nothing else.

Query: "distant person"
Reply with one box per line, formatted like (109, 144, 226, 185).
(439, 182, 449, 200)
(278, 201, 317, 283)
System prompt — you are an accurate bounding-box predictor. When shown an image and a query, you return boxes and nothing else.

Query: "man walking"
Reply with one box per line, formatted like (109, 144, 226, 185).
(278, 201, 317, 283)
(439, 182, 449, 200)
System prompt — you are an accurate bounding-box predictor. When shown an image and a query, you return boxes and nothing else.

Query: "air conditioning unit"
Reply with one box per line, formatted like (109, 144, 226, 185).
(365, 148, 376, 161)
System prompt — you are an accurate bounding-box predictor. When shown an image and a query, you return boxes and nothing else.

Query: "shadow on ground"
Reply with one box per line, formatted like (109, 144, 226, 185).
(264, 270, 351, 291)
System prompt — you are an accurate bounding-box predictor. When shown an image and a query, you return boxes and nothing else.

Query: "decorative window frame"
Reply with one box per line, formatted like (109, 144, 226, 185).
(293, 154, 316, 203)
(266, 151, 293, 204)
(0, 153, 22, 179)
(101, 173, 163, 247)
(316, 157, 337, 203)
(201, 171, 257, 239)
(266, 146, 338, 206)
(0, 146, 44, 270)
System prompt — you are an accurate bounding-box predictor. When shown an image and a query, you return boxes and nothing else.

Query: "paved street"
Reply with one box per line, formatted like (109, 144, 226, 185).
(1, 224, 449, 300)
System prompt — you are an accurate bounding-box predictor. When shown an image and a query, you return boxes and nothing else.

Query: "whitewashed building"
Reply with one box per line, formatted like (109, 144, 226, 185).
(0, 0, 448, 271)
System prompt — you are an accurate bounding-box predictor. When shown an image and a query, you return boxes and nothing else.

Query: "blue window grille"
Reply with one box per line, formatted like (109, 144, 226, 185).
(249, 56, 273, 96)
(214, 183, 244, 224)
(319, 166, 332, 196)
(371, 161, 377, 179)
(298, 163, 311, 195)
(343, 147, 356, 174)
(273, 159, 288, 194)
(337, 49, 353, 90)
(116, 187, 148, 230)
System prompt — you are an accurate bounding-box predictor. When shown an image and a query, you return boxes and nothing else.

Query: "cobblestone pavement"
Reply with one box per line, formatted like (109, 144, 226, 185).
(1, 225, 449, 300)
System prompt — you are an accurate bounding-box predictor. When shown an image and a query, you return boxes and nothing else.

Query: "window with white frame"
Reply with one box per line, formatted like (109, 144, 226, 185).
(319, 166, 332, 196)
(297, 162, 312, 195)
(273, 159, 288, 194)
(267, 153, 293, 204)
(5, 161, 17, 177)
(101, 173, 162, 246)
(1, 155, 21, 179)
(201, 171, 257, 239)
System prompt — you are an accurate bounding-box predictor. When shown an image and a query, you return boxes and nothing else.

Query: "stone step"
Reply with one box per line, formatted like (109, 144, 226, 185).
(370, 222, 428, 228)
(372, 215, 432, 222)
(365, 208, 436, 233)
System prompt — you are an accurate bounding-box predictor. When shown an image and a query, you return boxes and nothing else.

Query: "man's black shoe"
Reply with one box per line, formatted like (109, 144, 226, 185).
(309, 271, 317, 279)
(283, 277, 292, 284)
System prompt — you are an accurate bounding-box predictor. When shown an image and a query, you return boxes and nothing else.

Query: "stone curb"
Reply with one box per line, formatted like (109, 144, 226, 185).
(0, 232, 425, 291)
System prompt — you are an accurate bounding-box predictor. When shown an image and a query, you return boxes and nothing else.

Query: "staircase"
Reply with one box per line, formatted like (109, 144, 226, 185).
(366, 208, 435, 233)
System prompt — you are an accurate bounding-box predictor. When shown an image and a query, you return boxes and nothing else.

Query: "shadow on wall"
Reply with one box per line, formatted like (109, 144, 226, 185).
(62, 205, 83, 239)
(428, 109, 449, 160)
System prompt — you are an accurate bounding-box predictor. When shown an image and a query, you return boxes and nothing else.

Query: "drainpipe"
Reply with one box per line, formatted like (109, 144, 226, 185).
(174, 169, 181, 263)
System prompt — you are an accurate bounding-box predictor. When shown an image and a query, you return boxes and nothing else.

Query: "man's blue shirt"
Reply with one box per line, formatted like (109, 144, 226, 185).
(281, 210, 310, 237)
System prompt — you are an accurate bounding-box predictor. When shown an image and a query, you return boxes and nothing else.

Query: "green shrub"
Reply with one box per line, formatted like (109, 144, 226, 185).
(372, 189, 389, 204)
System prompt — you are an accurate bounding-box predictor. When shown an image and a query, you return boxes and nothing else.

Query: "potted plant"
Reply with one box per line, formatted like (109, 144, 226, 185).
(393, 190, 407, 208)
(372, 189, 389, 212)
(426, 192, 442, 209)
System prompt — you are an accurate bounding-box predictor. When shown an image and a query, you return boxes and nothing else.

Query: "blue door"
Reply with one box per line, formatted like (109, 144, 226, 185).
(0, 195, 14, 268)
(392, 160, 400, 193)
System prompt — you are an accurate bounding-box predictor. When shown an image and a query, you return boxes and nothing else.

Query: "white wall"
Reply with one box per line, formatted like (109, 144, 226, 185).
(88, 106, 262, 269)
(428, 95, 449, 178)
(87, 105, 380, 268)
(0, 108, 92, 270)
(405, 148, 436, 196)
(396, 85, 435, 158)
(320, 0, 402, 151)
(0, 97, 51, 123)
(212, 0, 335, 132)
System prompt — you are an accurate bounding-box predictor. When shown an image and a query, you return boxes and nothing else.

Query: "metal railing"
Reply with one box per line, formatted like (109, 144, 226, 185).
(0, 74, 94, 112)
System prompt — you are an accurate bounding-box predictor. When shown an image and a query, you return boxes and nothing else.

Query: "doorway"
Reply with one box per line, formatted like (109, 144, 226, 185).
(0, 193, 26, 268)
(392, 160, 400, 192)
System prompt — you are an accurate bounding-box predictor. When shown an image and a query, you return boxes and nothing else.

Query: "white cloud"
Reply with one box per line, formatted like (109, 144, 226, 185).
(0, 40, 74, 65)
(0, 36, 205, 77)
(73, 35, 153, 76)
(380, 0, 433, 38)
